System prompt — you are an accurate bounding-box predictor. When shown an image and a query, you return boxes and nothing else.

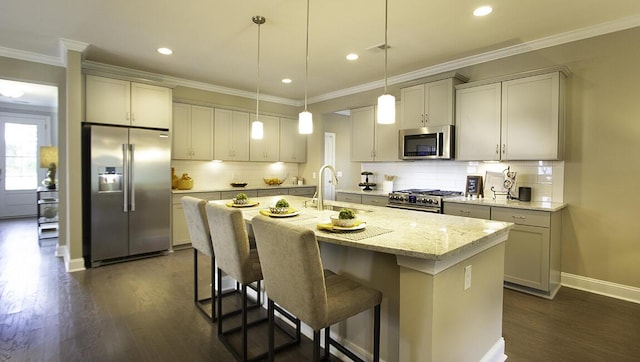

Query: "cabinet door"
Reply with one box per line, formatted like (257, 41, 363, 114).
(172, 203, 191, 246)
(172, 103, 191, 159)
(400, 84, 425, 129)
(374, 102, 401, 161)
(351, 106, 375, 161)
(279, 118, 307, 163)
(455, 83, 502, 161)
(424, 78, 455, 127)
(250, 114, 280, 161)
(502, 72, 561, 160)
(85, 75, 131, 126)
(189, 105, 213, 160)
(503, 224, 550, 291)
(130, 82, 172, 129)
(214, 109, 250, 161)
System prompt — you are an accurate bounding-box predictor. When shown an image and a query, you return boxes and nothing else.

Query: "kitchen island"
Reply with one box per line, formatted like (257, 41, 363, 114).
(212, 195, 513, 362)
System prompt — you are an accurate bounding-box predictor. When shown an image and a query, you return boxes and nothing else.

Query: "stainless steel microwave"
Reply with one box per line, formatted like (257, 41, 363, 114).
(399, 125, 454, 160)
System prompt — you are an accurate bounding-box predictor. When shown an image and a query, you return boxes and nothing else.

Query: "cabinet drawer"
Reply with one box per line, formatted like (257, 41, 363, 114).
(336, 193, 362, 204)
(443, 203, 490, 219)
(361, 194, 388, 207)
(289, 187, 316, 196)
(491, 207, 550, 227)
(257, 188, 288, 197)
(220, 190, 257, 200)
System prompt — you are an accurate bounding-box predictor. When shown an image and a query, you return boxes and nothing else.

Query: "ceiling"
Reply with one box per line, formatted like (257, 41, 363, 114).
(2, 0, 640, 106)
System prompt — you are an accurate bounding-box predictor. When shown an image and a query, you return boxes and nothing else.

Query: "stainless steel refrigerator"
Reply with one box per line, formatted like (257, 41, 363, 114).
(83, 124, 171, 267)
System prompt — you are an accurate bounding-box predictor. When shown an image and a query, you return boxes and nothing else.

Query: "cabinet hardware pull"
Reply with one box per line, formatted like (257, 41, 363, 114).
(502, 144, 506, 154)
(460, 210, 470, 214)
(512, 216, 526, 219)
(127, 112, 130, 121)
(496, 144, 499, 154)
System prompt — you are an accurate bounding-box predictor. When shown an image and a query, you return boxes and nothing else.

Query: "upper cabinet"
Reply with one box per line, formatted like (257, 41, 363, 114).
(400, 77, 463, 129)
(85, 75, 172, 129)
(172, 103, 213, 160)
(250, 114, 280, 162)
(279, 118, 307, 163)
(456, 70, 566, 161)
(351, 104, 400, 162)
(214, 109, 250, 161)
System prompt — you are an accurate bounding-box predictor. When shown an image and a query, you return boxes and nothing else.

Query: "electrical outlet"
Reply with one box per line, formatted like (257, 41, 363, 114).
(464, 265, 472, 290)
(337, 171, 343, 177)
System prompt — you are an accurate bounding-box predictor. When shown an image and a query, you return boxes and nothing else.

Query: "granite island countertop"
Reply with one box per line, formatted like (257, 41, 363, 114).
(212, 195, 513, 263)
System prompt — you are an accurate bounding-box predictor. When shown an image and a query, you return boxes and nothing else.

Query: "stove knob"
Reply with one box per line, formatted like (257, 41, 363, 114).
(433, 200, 439, 205)
(426, 199, 433, 204)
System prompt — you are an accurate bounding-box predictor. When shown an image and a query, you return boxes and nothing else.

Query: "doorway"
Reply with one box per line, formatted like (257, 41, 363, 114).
(323, 132, 336, 201)
(0, 79, 57, 219)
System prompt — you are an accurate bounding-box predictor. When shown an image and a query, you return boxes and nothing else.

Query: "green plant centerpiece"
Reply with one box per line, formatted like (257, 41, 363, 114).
(270, 198, 290, 214)
(331, 208, 358, 227)
(234, 193, 249, 205)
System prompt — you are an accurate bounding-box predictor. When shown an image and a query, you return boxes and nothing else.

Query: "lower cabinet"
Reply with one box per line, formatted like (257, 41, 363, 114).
(335, 192, 388, 207)
(172, 192, 221, 247)
(336, 192, 362, 204)
(444, 202, 562, 299)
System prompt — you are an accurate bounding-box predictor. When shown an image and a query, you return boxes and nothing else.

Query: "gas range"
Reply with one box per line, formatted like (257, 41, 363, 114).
(387, 189, 463, 213)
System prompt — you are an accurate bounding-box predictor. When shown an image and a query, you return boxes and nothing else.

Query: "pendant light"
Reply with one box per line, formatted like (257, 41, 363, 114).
(298, 0, 313, 134)
(251, 15, 266, 139)
(377, 0, 395, 124)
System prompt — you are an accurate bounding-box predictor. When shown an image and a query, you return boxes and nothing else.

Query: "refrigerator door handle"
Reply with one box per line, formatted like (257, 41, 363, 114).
(129, 143, 136, 212)
(122, 144, 129, 212)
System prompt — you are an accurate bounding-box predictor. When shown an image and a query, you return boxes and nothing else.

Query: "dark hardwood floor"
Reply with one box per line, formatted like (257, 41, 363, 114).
(1, 217, 639, 361)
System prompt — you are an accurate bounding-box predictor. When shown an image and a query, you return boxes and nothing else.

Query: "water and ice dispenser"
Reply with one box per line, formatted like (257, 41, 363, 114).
(98, 166, 123, 192)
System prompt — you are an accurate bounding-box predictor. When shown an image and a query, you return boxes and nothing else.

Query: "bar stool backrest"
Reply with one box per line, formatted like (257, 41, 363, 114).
(181, 196, 213, 257)
(205, 203, 254, 284)
(251, 215, 329, 331)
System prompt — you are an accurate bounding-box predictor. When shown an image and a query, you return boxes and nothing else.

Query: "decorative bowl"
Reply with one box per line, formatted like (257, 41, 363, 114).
(233, 199, 248, 205)
(269, 206, 289, 214)
(264, 178, 284, 186)
(330, 216, 357, 227)
(231, 182, 248, 187)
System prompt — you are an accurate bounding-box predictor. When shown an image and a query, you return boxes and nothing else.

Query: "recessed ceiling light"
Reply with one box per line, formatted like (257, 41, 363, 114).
(473, 6, 493, 16)
(346, 53, 359, 61)
(157, 47, 173, 55)
(281, 78, 292, 84)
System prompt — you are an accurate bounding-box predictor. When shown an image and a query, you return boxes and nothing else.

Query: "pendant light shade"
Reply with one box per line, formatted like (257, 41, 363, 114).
(377, 0, 395, 124)
(377, 94, 395, 124)
(251, 15, 266, 139)
(298, 110, 313, 134)
(298, 0, 313, 134)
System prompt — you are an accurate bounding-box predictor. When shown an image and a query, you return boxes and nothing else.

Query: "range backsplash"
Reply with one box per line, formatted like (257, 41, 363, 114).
(361, 160, 564, 203)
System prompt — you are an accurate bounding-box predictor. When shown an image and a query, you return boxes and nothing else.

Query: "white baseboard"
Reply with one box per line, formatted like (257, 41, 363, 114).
(481, 337, 506, 362)
(66, 257, 86, 272)
(562, 272, 640, 304)
(55, 243, 66, 258)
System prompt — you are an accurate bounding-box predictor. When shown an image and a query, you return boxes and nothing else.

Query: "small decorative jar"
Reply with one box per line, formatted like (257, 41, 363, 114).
(171, 168, 180, 189)
(177, 173, 194, 190)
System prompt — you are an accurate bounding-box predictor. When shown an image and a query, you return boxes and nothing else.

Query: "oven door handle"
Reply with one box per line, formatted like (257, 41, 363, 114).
(386, 204, 441, 213)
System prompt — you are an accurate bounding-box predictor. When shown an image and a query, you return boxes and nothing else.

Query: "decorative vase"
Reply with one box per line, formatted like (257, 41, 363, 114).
(171, 168, 179, 189)
(177, 173, 193, 190)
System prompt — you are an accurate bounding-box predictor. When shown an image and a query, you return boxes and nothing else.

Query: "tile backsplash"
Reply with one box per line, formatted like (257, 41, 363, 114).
(361, 160, 564, 203)
(171, 160, 301, 190)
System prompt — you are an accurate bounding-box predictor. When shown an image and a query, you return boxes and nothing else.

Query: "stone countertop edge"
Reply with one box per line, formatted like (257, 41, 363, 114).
(445, 196, 567, 212)
(172, 184, 315, 194)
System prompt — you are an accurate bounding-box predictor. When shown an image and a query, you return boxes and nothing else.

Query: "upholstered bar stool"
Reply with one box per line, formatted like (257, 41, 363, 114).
(205, 203, 300, 361)
(251, 214, 382, 362)
(181, 196, 219, 322)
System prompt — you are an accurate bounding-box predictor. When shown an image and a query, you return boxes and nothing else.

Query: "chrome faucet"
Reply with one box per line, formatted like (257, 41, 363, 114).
(317, 164, 338, 211)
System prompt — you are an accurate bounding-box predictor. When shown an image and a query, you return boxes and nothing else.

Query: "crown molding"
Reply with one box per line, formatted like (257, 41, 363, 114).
(3, 14, 640, 106)
(308, 13, 640, 104)
(0, 45, 63, 67)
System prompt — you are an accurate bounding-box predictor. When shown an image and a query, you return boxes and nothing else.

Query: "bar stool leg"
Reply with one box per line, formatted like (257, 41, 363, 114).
(268, 299, 275, 362)
(313, 330, 321, 362)
(242, 284, 248, 361)
(324, 327, 331, 359)
(374, 304, 381, 362)
(217, 267, 223, 336)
